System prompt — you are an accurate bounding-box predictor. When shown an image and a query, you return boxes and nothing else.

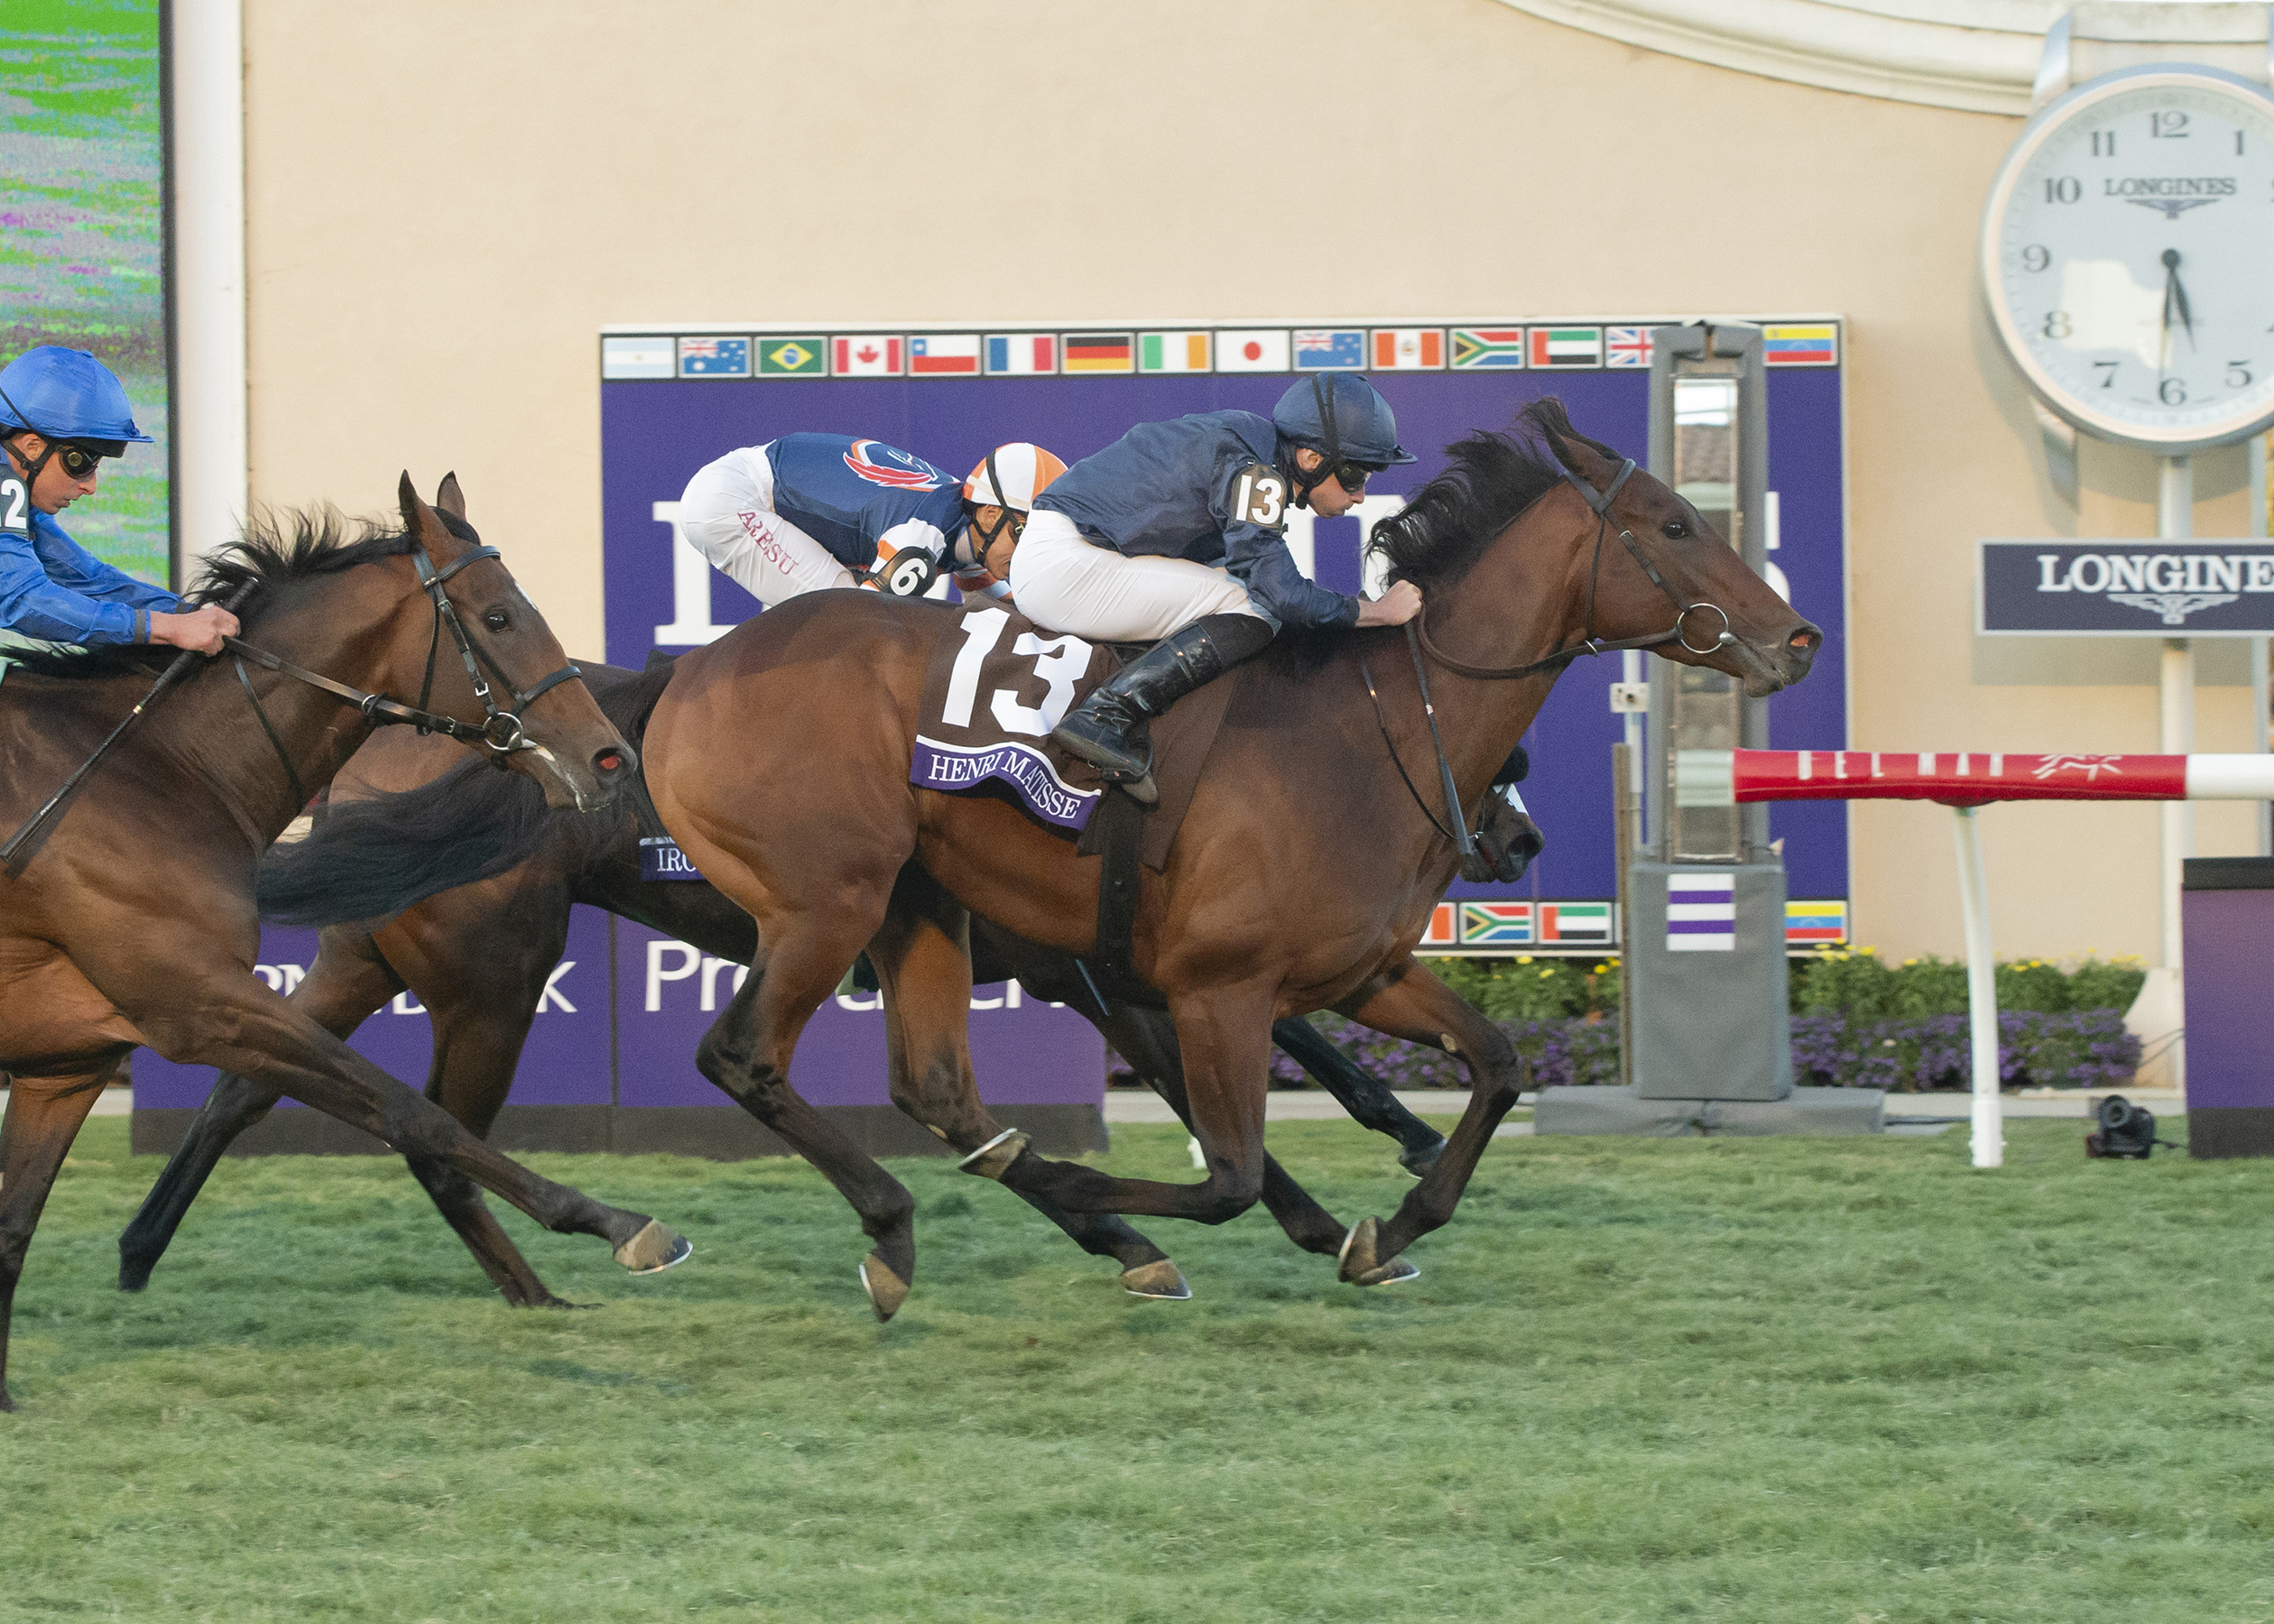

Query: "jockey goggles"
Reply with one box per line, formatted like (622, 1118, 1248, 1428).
(53, 441, 115, 478)
(1327, 458, 1388, 493)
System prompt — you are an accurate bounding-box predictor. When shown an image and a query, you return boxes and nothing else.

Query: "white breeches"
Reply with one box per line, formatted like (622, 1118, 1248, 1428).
(1008, 510, 1267, 642)
(677, 444, 857, 606)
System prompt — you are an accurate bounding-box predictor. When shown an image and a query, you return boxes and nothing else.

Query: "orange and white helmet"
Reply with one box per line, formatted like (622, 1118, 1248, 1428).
(963, 442, 1066, 513)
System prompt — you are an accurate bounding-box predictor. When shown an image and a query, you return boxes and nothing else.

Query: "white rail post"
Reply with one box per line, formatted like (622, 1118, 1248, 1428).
(1952, 805, 2002, 1169)
(2158, 456, 2194, 1096)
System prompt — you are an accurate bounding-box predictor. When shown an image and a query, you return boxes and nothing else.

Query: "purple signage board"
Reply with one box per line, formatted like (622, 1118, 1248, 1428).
(2181, 858, 2274, 1157)
(132, 906, 616, 1111)
(614, 921, 1104, 1111)
(597, 322, 1851, 921)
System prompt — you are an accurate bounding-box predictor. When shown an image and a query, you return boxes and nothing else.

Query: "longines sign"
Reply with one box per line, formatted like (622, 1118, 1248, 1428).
(1979, 540, 2274, 636)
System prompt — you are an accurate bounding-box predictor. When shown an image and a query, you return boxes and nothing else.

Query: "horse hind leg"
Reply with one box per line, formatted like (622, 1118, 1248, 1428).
(869, 888, 1188, 1300)
(3, 1062, 123, 1410)
(1271, 1014, 1447, 1177)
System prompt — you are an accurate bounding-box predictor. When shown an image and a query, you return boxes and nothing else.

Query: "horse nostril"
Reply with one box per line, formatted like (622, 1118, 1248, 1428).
(593, 748, 631, 780)
(1789, 630, 1818, 651)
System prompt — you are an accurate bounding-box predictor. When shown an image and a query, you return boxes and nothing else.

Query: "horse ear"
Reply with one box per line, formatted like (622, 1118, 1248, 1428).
(397, 471, 452, 552)
(434, 472, 467, 521)
(1524, 395, 1613, 478)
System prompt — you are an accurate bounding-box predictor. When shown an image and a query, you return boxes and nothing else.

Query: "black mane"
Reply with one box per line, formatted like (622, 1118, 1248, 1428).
(1, 506, 470, 681)
(1365, 396, 1621, 594)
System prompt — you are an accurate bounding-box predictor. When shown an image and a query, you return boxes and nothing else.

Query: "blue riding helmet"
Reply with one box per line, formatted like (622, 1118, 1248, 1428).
(0, 346, 152, 444)
(1271, 373, 1417, 468)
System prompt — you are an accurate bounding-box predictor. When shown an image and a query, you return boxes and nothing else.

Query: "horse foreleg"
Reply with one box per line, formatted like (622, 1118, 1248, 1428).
(868, 878, 1188, 1299)
(1106, 1004, 1348, 1259)
(1332, 959, 1525, 1285)
(981, 982, 1278, 1226)
(2, 1064, 120, 1410)
(118, 927, 402, 1292)
(691, 918, 919, 1320)
(1271, 1015, 1447, 1176)
(115, 962, 688, 1277)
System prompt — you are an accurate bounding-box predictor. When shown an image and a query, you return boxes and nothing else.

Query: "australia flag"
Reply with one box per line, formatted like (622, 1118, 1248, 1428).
(1293, 329, 1365, 370)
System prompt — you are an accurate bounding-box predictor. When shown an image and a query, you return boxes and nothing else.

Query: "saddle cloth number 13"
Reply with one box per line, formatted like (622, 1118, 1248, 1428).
(941, 606, 1092, 737)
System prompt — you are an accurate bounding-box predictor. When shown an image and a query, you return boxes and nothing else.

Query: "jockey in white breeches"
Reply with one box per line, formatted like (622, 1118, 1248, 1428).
(675, 433, 1065, 608)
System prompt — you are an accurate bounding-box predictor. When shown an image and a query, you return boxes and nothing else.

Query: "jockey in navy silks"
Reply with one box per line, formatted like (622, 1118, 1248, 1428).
(1013, 373, 1423, 792)
(0, 346, 237, 660)
(675, 433, 1066, 607)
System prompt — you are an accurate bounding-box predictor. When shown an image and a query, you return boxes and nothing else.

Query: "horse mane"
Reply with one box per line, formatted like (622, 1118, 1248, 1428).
(3, 505, 474, 681)
(254, 659, 667, 929)
(1364, 396, 1620, 595)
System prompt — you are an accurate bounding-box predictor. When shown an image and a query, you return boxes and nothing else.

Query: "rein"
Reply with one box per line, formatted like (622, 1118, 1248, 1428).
(224, 541, 584, 810)
(1367, 454, 1740, 855)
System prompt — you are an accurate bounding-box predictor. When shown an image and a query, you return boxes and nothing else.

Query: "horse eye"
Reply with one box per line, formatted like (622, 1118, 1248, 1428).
(483, 608, 510, 632)
(1663, 520, 1689, 540)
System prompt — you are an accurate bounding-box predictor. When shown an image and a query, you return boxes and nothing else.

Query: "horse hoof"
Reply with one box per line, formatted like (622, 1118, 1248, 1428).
(1120, 1260, 1191, 1299)
(1353, 1256, 1420, 1287)
(613, 1220, 693, 1274)
(957, 1127, 1030, 1181)
(1338, 1217, 1412, 1287)
(859, 1254, 911, 1322)
(1399, 1137, 1447, 1179)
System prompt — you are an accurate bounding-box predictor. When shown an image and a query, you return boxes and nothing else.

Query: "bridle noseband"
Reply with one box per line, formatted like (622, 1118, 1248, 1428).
(1411, 457, 1737, 681)
(222, 540, 585, 811)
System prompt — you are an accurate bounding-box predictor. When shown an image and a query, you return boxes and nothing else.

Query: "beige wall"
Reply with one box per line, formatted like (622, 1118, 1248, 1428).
(241, 0, 2261, 962)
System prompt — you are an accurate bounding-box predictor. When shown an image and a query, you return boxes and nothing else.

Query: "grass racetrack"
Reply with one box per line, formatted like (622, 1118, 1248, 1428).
(3, 1115, 2272, 1622)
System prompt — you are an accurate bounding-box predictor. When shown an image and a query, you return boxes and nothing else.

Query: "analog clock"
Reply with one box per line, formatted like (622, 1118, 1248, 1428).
(1982, 63, 2274, 452)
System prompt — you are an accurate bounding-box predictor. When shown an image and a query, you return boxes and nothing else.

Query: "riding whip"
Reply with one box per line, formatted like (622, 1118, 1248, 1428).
(0, 579, 257, 873)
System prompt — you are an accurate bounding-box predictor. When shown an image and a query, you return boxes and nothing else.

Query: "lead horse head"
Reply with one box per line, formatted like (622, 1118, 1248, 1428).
(1524, 398, 1818, 696)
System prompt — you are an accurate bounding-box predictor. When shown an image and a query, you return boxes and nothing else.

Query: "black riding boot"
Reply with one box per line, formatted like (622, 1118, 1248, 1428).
(1051, 615, 1270, 802)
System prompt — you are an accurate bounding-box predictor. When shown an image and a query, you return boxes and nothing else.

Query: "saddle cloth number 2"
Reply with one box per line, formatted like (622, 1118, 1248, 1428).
(942, 606, 1092, 737)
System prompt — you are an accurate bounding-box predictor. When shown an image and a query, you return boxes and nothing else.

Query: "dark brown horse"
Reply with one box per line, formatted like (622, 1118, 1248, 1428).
(116, 659, 1508, 1306)
(640, 401, 1821, 1315)
(0, 478, 687, 1410)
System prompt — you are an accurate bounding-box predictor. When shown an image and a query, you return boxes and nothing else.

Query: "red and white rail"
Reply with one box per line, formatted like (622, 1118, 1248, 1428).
(1669, 749, 2269, 1168)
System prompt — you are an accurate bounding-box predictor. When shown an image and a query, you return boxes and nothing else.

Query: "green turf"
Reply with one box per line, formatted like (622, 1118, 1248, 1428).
(2, 1116, 2270, 1622)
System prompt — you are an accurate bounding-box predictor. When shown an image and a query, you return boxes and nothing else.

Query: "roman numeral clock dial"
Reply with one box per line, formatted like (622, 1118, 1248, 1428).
(1984, 64, 2274, 451)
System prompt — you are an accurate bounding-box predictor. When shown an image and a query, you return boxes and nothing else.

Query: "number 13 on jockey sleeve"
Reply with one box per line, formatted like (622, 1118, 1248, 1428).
(1229, 463, 1287, 531)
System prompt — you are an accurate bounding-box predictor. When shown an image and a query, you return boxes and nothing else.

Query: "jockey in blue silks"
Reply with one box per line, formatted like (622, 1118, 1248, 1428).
(1013, 373, 1424, 793)
(0, 346, 236, 657)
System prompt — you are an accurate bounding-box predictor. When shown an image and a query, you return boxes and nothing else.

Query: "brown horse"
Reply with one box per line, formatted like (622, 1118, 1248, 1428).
(116, 659, 1488, 1307)
(641, 401, 1821, 1315)
(0, 478, 687, 1410)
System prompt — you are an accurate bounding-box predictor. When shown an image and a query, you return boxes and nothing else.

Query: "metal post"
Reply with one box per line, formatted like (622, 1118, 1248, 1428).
(2159, 457, 2194, 1094)
(2252, 435, 2270, 856)
(1613, 742, 1638, 1091)
(1952, 806, 2002, 1170)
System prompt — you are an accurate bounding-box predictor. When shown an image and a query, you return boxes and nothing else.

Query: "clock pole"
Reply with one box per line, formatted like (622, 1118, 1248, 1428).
(2159, 454, 2194, 1097)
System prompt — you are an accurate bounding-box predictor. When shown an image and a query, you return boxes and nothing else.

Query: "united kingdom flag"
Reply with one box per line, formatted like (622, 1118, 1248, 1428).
(1605, 328, 1653, 368)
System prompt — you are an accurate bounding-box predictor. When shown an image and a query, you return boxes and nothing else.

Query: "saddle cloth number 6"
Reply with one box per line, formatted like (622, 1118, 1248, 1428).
(942, 605, 1092, 738)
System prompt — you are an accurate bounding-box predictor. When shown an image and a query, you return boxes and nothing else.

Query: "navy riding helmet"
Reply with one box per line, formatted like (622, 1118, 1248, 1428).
(1271, 373, 1417, 480)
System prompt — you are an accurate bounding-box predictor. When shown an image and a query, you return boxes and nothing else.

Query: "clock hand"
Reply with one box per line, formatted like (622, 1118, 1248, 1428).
(2162, 247, 2196, 353)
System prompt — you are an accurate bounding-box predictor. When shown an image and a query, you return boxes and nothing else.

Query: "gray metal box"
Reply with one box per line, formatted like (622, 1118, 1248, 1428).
(1626, 859, 1792, 1101)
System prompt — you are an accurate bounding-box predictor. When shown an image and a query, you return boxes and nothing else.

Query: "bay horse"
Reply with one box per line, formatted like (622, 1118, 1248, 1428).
(117, 659, 1504, 1306)
(640, 399, 1821, 1315)
(0, 477, 688, 1410)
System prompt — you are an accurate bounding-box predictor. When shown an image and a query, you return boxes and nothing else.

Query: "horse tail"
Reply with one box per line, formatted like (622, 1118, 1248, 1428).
(255, 657, 674, 928)
(254, 755, 585, 927)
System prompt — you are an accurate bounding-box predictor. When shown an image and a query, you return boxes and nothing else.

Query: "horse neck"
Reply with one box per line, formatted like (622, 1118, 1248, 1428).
(162, 564, 426, 845)
(1400, 499, 1595, 798)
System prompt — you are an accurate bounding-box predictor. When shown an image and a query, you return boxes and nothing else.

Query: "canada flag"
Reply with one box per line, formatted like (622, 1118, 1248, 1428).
(832, 336, 903, 377)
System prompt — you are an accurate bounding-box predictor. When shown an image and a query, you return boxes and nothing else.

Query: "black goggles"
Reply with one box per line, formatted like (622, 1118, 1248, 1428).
(1329, 459, 1389, 493)
(56, 442, 111, 478)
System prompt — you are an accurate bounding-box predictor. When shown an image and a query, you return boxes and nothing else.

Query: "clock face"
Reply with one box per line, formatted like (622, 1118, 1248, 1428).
(1983, 66, 2274, 451)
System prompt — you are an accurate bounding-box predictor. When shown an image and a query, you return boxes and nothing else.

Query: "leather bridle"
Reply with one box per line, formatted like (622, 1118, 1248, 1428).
(222, 540, 585, 811)
(1411, 457, 1737, 681)
(1365, 454, 1742, 860)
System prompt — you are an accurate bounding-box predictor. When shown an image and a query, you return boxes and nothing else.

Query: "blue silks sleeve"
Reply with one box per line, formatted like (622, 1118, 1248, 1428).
(1208, 459, 1359, 632)
(0, 515, 180, 646)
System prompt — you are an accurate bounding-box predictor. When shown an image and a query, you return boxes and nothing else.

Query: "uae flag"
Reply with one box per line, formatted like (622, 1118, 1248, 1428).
(1215, 329, 1290, 372)
(985, 334, 1057, 375)
(1062, 333, 1133, 374)
(1371, 329, 1444, 370)
(832, 336, 903, 376)
(908, 334, 981, 374)
(1527, 328, 1603, 369)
